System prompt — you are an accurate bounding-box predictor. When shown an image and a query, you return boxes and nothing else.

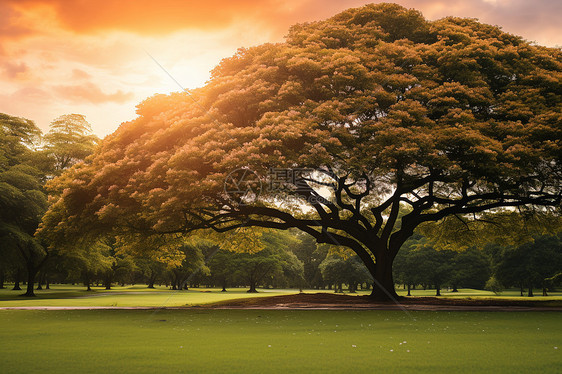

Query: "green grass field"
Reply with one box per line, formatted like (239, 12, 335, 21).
(0, 284, 560, 307)
(0, 284, 295, 307)
(0, 309, 560, 373)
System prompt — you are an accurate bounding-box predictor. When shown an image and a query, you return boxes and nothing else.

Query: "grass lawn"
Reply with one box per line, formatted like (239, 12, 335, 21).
(393, 288, 562, 301)
(0, 309, 560, 373)
(0, 284, 297, 307)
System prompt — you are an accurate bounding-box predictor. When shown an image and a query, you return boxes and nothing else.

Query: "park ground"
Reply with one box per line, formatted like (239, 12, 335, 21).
(1, 284, 561, 307)
(0, 286, 560, 373)
(0, 309, 561, 373)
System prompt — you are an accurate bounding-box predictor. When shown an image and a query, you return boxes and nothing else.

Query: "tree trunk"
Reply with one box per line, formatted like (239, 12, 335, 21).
(247, 280, 258, 293)
(12, 269, 22, 290)
(0, 269, 4, 289)
(23, 264, 37, 297)
(147, 273, 156, 288)
(45, 278, 50, 289)
(407, 283, 411, 297)
(528, 283, 534, 297)
(435, 284, 441, 297)
(452, 284, 458, 292)
(370, 253, 399, 301)
(520, 283, 524, 297)
(84, 278, 92, 291)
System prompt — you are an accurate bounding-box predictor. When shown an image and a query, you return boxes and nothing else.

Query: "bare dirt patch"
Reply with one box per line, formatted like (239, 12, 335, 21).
(204, 292, 562, 311)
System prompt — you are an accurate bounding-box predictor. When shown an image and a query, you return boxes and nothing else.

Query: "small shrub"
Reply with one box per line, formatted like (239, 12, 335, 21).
(485, 276, 503, 295)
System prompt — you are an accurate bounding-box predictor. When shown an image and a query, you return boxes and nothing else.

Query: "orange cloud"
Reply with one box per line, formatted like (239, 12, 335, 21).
(54, 82, 134, 104)
(1, 61, 29, 79)
(6, 0, 290, 34)
(0, 2, 36, 40)
(3, 0, 562, 46)
(71, 69, 92, 80)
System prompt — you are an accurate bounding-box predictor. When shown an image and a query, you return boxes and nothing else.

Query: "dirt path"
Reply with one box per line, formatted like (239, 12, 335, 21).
(0, 305, 560, 311)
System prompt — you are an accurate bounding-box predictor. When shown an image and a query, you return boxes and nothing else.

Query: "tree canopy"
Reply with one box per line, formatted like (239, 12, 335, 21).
(493, 234, 562, 296)
(0, 114, 48, 296)
(41, 114, 99, 176)
(41, 3, 562, 300)
(1, 112, 98, 296)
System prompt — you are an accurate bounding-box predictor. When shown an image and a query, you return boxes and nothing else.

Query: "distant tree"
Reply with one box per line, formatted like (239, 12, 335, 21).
(291, 232, 328, 289)
(207, 248, 236, 291)
(0, 262, 5, 289)
(231, 250, 279, 293)
(484, 276, 503, 295)
(228, 230, 303, 292)
(41, 114, 99, 175)
(168, 240, 207, 290)
(0, 112, 99, 295)
(273, 249, 305, 290)
(449, 247, 490, 291)
(397, 231, 502, 295)
(320, 254, 372, 293)
(488, 243, 527, 296)
(62, 242, 114, 290)
(495, 234, 562, 296)
(393, 234, 424, 296)
(413, 240, 455, 296)
(112, 255, 138, 287)
(0, 113, 41, 171)
(0, 114, 48, 296)
(135, 256, 168, 289)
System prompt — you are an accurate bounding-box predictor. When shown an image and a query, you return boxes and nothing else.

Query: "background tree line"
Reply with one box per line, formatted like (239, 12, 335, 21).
(394, 233, 562, 297)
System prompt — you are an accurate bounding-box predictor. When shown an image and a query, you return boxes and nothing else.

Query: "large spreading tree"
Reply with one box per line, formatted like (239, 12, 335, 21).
(41, 3, 561, 300)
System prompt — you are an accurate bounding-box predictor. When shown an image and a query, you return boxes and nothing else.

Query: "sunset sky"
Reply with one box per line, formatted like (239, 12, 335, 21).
(1, 0, 561, 137)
